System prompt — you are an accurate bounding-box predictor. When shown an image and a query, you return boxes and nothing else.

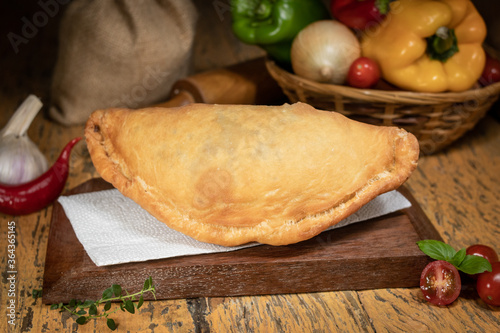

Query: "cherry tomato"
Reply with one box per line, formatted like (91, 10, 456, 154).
(347, 57, 380, 88)
(420, 260, 461, 306)
(466, 244, 499, 279)
(480, 54, 500, 86)
(466, 244, 499, 264)
(477, 261, 500, 306)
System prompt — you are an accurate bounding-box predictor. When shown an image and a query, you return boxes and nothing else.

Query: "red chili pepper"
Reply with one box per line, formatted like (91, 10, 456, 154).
(331, 0, 392, 31)
(0, 137, 81, 215)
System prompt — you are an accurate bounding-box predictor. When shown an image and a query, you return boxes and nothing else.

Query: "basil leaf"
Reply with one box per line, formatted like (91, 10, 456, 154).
(417, 240, 456, 261)
(457, 255, 492, 275)
(450, 248, 466, 267)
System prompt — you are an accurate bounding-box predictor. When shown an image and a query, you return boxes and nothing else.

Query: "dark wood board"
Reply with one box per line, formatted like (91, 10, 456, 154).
(42, 178, 442, 304)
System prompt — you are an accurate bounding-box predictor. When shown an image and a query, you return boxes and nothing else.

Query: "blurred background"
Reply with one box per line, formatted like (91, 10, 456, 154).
(0, 0, 498, 120)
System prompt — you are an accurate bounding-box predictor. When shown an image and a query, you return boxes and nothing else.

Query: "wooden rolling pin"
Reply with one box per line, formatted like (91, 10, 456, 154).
(154, 57, 285, 108)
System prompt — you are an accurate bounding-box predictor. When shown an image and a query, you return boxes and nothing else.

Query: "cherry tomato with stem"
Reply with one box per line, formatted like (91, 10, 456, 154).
(347, 57, 380, 88)
(420, 260, 461, 306)
(477, 261, 500, 306)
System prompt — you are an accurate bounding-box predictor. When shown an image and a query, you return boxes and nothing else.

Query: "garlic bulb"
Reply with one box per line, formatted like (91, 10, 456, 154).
(0, 95, 48, 185)
(291, 20, 360, 84)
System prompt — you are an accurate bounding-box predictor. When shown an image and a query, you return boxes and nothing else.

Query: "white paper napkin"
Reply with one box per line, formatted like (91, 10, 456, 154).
(58, 189, 411, 266)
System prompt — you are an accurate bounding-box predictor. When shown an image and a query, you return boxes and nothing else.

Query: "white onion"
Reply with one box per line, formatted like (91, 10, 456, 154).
(291, 20, 360, 84)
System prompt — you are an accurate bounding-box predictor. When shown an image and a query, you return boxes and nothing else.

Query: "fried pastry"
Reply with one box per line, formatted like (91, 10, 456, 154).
(85, 102, 419, 246)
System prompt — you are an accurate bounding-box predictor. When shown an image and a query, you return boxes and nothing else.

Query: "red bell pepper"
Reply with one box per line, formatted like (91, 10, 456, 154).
(330, 0, 392, 31)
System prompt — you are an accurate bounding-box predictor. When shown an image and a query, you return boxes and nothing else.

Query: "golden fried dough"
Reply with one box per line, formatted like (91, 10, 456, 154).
(85, 102, 419, 246)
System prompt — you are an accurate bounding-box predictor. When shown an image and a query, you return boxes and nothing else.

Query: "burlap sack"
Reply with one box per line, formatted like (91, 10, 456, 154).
(49, 0, 197, 126)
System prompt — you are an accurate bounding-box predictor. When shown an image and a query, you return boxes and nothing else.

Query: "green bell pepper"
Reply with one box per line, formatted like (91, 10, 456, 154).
(231, 0, 330, 64)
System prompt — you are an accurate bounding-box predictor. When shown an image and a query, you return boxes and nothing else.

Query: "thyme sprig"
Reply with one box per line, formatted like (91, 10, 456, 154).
(50, 276, 156, 330)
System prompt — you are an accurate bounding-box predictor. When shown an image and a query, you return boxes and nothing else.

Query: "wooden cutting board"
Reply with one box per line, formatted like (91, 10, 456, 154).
(42, 178, 442, 304)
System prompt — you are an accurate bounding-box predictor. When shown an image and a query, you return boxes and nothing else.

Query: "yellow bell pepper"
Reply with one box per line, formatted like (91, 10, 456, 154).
(361, 0, 487, 92)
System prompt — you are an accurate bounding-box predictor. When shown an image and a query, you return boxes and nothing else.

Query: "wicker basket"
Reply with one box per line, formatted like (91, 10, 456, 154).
(266, 59, 500, 154)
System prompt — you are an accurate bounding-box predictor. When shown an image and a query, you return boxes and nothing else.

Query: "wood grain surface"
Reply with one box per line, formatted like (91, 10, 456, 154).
(1, 1, 500, 332)
(41, 179, 439, 304)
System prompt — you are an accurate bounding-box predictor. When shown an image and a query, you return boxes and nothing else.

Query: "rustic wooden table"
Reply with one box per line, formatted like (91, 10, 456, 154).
(1, 1, 500, 332)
